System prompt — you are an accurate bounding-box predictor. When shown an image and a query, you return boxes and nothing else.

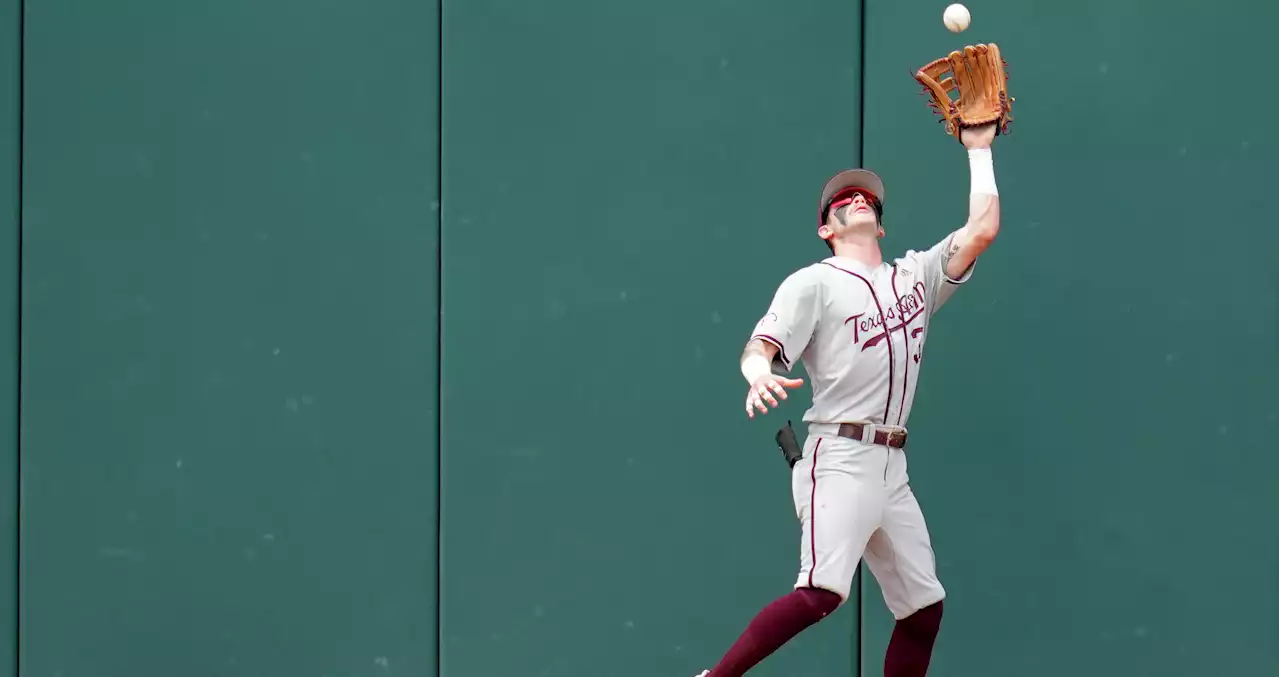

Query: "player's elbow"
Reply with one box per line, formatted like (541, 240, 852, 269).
(968, 209, 1000, 248)
(966, 195, 999, 243)
(970, 221, 999, 248)
(744, 336, 780, 363)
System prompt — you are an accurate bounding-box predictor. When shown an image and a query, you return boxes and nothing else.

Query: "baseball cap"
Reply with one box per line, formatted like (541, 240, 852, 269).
(818, 168, 885, 226)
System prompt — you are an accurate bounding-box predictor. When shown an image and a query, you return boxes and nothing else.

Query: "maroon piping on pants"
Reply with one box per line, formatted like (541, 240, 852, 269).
(808, 437, 823, 587)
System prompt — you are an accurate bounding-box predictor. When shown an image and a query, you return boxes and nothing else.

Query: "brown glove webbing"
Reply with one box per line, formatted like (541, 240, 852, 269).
(914, 43, 1013, 142)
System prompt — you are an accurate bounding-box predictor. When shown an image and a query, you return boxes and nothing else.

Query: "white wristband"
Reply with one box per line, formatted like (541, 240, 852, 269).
(741, 353, 772, 384)
(968, 148, 997, 196)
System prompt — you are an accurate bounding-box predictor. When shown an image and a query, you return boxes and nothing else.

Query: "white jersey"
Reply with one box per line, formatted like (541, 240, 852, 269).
(749, 232, 974, 428)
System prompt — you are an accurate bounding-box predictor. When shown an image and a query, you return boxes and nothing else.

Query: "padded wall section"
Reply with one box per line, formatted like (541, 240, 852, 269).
(0, 0, 18, 670)
(858, 0, 1277, 675)
(440, 0, 864, 675)
(19, 1, 441, 674)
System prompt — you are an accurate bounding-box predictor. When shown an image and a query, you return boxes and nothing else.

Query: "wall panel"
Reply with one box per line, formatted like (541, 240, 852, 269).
(19, 1, 441, 674)
(440, 0, 864, 675)
(0, 0, 19, 670)
(858, 0, 1277, 674)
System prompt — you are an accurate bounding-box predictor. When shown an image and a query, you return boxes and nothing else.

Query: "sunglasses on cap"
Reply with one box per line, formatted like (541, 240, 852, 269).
(822, 186, 883, 224)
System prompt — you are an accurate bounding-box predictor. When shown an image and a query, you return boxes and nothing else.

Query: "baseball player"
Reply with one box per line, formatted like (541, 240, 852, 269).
(693, 121, 1002, 677)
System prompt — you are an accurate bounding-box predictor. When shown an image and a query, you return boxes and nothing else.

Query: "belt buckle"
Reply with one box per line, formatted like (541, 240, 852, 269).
(885, 429, 908, 447)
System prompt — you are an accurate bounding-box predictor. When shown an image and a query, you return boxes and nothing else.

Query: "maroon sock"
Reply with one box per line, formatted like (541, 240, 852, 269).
(707, 587, 842, 677)
(884, 601, 944, 677)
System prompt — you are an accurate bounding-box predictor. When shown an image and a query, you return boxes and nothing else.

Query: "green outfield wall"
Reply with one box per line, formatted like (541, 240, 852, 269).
(2, 0, 1274, 674)
(16, 0, 439, 675)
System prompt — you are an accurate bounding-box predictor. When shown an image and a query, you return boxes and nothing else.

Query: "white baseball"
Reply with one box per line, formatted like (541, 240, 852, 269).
(943, 3, 970, 32)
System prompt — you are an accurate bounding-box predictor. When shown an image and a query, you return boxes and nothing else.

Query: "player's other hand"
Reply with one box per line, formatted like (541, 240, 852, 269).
(960, 122, 997, 149)
(745, 374, 804, 418)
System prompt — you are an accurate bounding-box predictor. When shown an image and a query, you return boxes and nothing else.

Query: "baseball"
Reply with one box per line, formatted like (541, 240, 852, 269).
(943, 3, 970, 32)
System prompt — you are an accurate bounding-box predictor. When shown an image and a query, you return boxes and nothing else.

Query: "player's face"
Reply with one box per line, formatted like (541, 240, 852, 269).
(821, 188, 883, 242)
(841, 192, 880, 229)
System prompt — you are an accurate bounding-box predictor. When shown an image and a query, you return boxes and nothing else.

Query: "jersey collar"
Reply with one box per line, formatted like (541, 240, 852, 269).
(822, 255, 889, 277)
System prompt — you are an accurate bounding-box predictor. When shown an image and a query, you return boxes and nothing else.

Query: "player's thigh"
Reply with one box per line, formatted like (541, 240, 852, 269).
(862, 486, 945, 619)
(792, 436, 885, 601)
(790, 435, 885, 514)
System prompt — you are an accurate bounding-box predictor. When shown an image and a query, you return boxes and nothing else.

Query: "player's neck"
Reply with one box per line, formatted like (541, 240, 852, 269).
(830, 236, 883, 268)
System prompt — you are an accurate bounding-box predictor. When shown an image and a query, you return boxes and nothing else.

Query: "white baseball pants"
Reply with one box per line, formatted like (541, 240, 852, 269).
(789, 424, 947, 620)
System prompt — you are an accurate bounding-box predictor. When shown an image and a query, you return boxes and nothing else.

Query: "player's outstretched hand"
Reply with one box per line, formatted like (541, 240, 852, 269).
(745, 374, 805, 418)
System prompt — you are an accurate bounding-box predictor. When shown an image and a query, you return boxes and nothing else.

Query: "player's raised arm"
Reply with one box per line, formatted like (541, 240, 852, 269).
(939, 122, 1001, 281)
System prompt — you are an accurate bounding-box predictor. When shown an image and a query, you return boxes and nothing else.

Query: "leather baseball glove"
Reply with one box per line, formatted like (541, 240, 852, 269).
(914, 43, 1013, 142)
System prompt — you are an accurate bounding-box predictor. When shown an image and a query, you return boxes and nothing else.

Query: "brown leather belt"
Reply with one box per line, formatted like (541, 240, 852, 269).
(837, 422, 908, 449)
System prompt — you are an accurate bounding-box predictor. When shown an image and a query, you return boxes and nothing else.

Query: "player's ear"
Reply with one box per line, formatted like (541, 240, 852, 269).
(818, 224, 833, 240)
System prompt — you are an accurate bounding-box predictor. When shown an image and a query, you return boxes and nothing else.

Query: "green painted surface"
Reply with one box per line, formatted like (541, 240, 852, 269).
(858, 0, 1278, 675)
(3, 0, 1273, 674)
(0, 0, 18, 673)
(439, 0, 862, 674)
(18, 0, 440, 675)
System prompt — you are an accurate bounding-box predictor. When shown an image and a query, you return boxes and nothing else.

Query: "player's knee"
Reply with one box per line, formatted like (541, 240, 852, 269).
(796, 586, 843, 618)
(900, 600, 944, 638)
(923, 599, 943, 626)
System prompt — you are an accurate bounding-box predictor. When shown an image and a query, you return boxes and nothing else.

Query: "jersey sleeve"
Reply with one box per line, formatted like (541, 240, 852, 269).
(910, 230, 976, 314)
(749, 267, 821, 372)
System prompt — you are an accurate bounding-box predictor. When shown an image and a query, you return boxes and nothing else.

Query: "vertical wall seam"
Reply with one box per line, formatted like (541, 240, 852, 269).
(856, 0, 866, 165)
(853, 0, 866, 675)
(433, 0, 444, 675)
(13, 0, 22, 674)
